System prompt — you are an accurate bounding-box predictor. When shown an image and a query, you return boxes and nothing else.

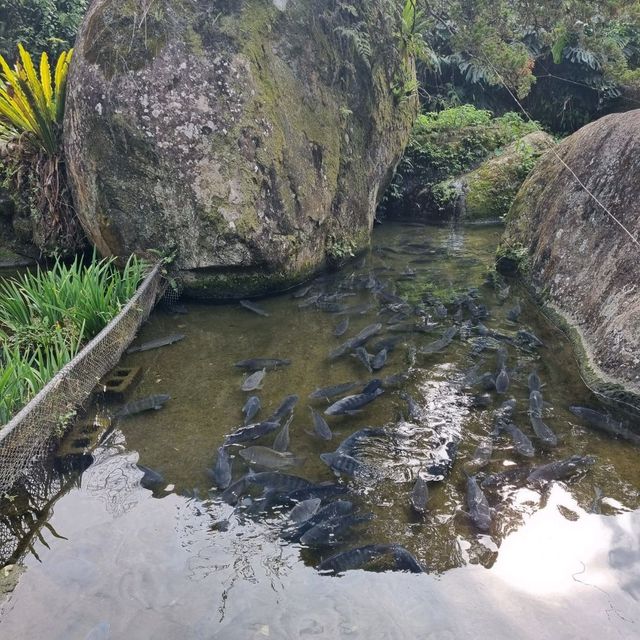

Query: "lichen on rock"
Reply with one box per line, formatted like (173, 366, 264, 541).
(64, 0, 417, 298)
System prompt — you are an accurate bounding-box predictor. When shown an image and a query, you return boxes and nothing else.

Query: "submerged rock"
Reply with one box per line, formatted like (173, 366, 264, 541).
(501, 109, 640, 407)
(64, 0, 416, 299)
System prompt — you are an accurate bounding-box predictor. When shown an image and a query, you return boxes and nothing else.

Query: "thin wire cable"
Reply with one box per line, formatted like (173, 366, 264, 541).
(479, 56, 640, 251)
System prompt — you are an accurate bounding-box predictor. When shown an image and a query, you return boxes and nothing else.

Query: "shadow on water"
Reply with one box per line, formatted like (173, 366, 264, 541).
(1, 222, 639, 639)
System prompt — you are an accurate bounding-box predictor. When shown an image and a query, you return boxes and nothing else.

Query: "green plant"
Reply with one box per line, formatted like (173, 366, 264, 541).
(326, 235, 357, 264)
(0, 254, 148, 423)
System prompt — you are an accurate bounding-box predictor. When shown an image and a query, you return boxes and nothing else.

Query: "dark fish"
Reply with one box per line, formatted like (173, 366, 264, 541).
(528, 371, 542, 393)
(352, 346, 373, 373)
(318, 544, 424, 574)
(495, 367, 509, 394)
(224, 421, 281, 445)
(324, 388, 384, 416)
(241, 368, 266, 391)
(422, 440, 458, 482)
(481, 466, 530, 490)
(220, 475, 252, 504)
(249, 472, 312, 492)
(410, 475, 429, 513)
(530, 415, 558, 447)
(242, 396, 261, 425)
(310, 407, 332, 440)
(402, 393, 422, 421)
(506, 299, 522, 322)
(300, 513, 373, 547)
(569, 406, 640, 444)
(298, 294, 321, 309)
(453, 307, 463, 322)
(115, 394, 171, 418)
(492, 398, 517, 434)
(126, 333, 185, 354)
(136, 464, 164, 490)
(433, 303, 448, 319)
(419, 326, 458, 355)
(309, 381, 360, 401)
(212, 446, 232, 489)
(529, 390, 544, 416)
(287, 483, 349, 503)
(517, 329, 544, 348)
(470, 393, 492, 408)
(334, 317, 350, 337)
(503, 423, 535, 457)
(320, 451, 363, 476)
(268, 394, 299, 423)
(234, 358, 291, 371)
(292, 285, 313, 298)
(239, 446, 304, 470)
(288, 498, 322, 524)
(336, 427, 387, 456)
(466, 439, 493, 470)
(283, 500, 354, 541)
(371, 348, 388, 371)
(527, 455, 596, 483)
(239, 299, 270, 317)
(382, 371, 410, 388)
(360, 379, 383, 395)
(466, 474, 492, 532)
(273, 415, 293, 452)
(330, 323, 383, 359)
(337, 303, 374, 316)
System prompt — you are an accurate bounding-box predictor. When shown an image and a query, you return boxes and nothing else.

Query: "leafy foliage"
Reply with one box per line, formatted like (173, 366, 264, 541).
(0, 255, 147, 423)
(0, 0, 87, 61)
(0, 45, 72, 154)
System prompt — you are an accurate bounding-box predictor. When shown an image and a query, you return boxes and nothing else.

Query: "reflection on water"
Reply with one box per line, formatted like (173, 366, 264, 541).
(0, 223, 639, 639)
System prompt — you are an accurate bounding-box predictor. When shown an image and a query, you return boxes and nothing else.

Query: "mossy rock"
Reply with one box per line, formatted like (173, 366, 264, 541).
(64, 0, 417, 299)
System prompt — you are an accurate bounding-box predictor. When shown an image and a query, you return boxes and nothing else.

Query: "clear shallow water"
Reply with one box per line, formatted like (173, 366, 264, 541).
(1, 223, 639, 639)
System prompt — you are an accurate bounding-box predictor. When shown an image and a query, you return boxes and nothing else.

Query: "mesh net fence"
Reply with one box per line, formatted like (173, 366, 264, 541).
(0, 263, 162, 495)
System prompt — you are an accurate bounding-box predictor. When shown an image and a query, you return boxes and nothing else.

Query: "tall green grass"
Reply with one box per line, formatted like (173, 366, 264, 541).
(0, 255, 147, 424)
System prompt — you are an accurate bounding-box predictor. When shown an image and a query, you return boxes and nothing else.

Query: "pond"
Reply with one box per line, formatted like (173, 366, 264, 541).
(0, 222, 638, 639)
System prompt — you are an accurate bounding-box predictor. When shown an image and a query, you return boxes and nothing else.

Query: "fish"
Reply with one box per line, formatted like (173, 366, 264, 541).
(309, 381, 361, 401)
(273, 415, 293, 452)
(569, 406, 640, 445)
(212, 446, 232, 489)
(360, 379, 383, 395)
(336, 427, 387, 456)
(239, 446, 304, 470)
(239, 299, 270, 317)
(318, 544, 424, 574)
(292, 285, 313, 298)
(219, 475, 252, 504)
(334, 317, 350, 337)
(529, 390, 544, 416)
(470, 393, 492, 408)
(241, 368, 266, 391)
(115, 394, 171, 418)
(382, 371, 410, 388)
(242, 396, 261, 425)
(495, 366, 509, 394)
(320, 451, 364, 476)
(324, 388, 384, 416)
(466, 438, 493, 470)
(234, 358, 291, 371)
(126, 333, 185, 354)
(410, 475, 429, 513)
(371, 348, 388, 371)
(249, 472, 313, 493)
(267, 394, 299, 423)
(283, 500, 354, 541)
(310, 407, 332, 440)
(481, 466, 531, 490)
(224, 421, 281, 445)
(418, 326, 458, 355)
(401, 393, 422, 421)
(298, 294, 321, 309)
(352, 346, 373, 373)
(527, 455, 596, 483)
(517, 329, 544, 348)
(422, 440, 459, 482)
(466, 473, 492, 532)
(287, 483, 349, 503)
(491, 398, 517, 434)
(329, 323, 383, 359)
(530, 415, 558, 447)
(528, 371, 542, 393)
(300, 513, 373, 546)
(503, 423, 535, 457)
(288, 498, 322, 524)
(506, 299, 522, 322)
(136, 464, 165, 490)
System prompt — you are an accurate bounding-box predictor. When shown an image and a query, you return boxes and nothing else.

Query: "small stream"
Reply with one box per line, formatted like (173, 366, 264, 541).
(1, 222, 639, 639)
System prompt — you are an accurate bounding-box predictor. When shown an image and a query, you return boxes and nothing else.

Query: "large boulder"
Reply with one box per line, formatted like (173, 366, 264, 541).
(502, 110, 640, 402)
(64, 0, 417, 298)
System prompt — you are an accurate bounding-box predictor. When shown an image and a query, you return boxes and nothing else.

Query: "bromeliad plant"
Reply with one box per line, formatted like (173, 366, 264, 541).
(0, 45, 82, 255)
(0, 45, 72, 154)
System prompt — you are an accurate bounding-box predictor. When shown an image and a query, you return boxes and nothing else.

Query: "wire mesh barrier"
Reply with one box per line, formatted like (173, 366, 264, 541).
(0, 263, 163, 496)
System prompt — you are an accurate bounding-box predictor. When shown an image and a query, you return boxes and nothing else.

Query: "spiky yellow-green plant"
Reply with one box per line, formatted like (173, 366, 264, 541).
(0, 45, 73, 155)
